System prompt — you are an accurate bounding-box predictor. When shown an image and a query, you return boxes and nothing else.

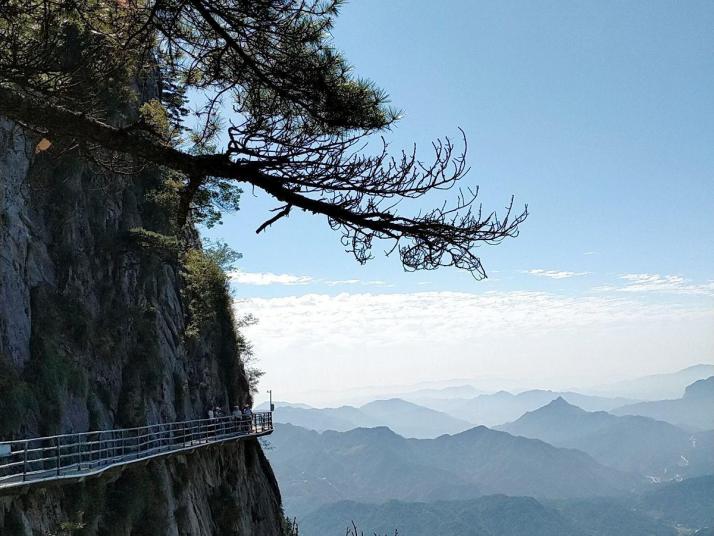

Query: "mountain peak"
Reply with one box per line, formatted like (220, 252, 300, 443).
(683, 376, 714, 399)
(361, 398, 417, 409)
(543, 396, 581, 412)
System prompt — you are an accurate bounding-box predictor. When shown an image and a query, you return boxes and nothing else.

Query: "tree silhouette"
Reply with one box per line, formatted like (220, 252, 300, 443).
(0, 0, 526, 277)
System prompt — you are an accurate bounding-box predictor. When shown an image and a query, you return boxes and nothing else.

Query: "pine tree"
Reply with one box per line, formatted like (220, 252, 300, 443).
(0, 0, 526, 277)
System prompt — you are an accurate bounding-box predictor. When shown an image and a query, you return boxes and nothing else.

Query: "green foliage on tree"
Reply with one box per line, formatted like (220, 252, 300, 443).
(0, 0, 525, 278)
(181, 248, 231, 340)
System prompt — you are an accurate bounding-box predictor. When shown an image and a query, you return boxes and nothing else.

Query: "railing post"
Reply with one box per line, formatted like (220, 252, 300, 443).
(55, 437, 61, 476)
(22, 441, 28, 482)
(136, 431, 140, 459)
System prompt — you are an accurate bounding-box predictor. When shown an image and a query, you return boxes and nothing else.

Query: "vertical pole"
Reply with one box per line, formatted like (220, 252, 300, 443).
(22, 441, 28, 482)
(55, 437, 61, 476)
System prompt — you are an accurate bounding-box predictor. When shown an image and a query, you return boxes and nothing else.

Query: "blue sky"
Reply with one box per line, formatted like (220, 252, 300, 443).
(201, 1, 714, 404)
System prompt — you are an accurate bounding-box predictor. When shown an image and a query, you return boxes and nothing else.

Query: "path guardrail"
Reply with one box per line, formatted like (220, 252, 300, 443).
(0, 412, 272, 491)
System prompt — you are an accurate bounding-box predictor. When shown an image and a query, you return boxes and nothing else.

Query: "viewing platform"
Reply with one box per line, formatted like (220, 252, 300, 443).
(0, 412, 273, 493)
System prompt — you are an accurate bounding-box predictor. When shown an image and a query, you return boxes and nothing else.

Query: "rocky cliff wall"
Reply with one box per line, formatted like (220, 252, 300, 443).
(0, 116, 283, 535)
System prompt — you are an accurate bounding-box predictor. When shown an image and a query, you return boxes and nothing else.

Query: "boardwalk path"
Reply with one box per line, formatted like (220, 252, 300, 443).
(0, 412, 273, 492)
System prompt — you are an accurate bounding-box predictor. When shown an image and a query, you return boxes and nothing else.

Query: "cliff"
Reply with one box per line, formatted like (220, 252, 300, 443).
(0, 114, 284, 534)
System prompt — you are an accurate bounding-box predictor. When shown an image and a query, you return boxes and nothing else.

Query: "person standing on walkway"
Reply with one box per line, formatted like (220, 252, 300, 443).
(242, 405, 253, 432)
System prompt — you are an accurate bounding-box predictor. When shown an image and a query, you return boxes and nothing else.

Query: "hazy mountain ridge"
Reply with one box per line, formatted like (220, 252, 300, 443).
(639, 475, 714, 529)
(612, 376, 714, 430)
(267, 398, 473, 438)
(299, 497, 581, 536)
(270, 368, 714, 530)
(588, 364, 714, 400)
(299, 496, 678, 536)
(416, 389, 640, 427)
(299, 476, 714, 536)
(497, 397, 714, 478)
(267, 423, 641, 516)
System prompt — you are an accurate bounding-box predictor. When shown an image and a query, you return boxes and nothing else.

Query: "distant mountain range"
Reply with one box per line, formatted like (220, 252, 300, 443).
(397, 384, 484, 403)
(589, 364, 714, 400)
(298, 476, 714, 536)
(417, 389, 639, 426)
(497, 397, 714, 478)
(263, 398, 474, 438)
(611, 376, 714, 431)
(265, 366, 714, 534)
(299, 496, 675, 536)
(267, 423, 641, 517)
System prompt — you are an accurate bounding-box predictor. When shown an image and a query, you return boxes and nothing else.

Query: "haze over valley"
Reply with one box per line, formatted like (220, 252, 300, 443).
(1, 1, 711, 535)
(265, 365, 714, 535)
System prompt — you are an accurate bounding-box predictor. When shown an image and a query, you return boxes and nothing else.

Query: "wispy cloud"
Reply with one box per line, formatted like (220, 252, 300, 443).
(228, 271, 390, 288)
(236, 290, 713, 404)
(228, 271, 313, 286)
(325, 279, 361, 286)
(237, 290, 711, 350)
(596, 273, 714, 296)
(527, 269, 590, 279)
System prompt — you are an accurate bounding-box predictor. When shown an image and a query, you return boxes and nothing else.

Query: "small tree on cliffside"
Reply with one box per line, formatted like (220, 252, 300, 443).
(0, 0, 526, 278)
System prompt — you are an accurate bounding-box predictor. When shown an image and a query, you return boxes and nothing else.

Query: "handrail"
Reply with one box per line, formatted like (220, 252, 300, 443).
(0, 412, 272, 490)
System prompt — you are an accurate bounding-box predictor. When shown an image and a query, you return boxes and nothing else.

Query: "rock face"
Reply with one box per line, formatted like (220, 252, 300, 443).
(0, 116, 283, 534)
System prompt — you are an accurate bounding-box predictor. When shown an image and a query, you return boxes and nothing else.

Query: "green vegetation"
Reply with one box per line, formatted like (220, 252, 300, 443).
(181, 247, 230, 340)
(203, 239, 243, 272)
(138, 99, 179, 143)
(282, 515, 300, 536)
(50, 512, 86, 536)
(126, 227, 180, 258)
(180, 244, 263, 395)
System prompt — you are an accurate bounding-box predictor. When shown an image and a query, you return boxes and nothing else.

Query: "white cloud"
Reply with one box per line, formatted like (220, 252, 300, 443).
(239, 291, 708, 347)
(597, 273, 714, 296)
(228, 270, 313, 286)
(527, 269, 590, 279)
(324, 279, 389, 287)
(228, 271, 392, 288)
(235, 290, 714, 405)
(325, 279, 361, 286)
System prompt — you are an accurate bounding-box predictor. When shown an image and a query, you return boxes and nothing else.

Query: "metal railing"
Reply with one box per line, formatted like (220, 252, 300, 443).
(0, 412, 272, 490)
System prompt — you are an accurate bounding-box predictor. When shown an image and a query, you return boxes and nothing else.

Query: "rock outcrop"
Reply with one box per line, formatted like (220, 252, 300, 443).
(0, 113, 283, 534)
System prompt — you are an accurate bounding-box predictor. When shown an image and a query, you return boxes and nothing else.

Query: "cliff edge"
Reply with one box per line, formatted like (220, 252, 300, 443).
(0, 115, 283, 534)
